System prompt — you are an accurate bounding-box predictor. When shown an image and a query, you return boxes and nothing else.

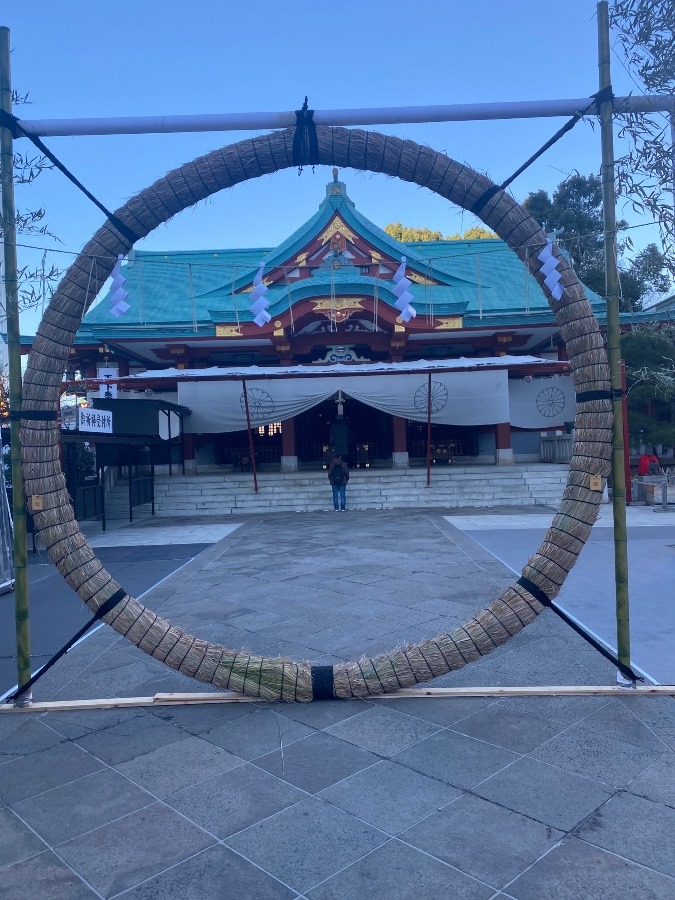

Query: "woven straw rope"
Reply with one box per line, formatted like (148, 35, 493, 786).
(20, 127, 611, 701)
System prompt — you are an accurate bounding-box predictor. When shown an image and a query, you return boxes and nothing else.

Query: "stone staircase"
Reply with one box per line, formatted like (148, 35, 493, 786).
(103, 464, 569, 519)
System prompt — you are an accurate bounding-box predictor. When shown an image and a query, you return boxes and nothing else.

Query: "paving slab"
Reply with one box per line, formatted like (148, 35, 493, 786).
(1, 507, 674, 897)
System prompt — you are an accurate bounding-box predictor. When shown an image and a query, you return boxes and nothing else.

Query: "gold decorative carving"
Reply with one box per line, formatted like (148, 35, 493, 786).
(296, 252, 308, 266)
(370, 250, 383, 262)
(409, 272, 438, 286)
(435, 317, 463, 330)
(319, 217, 355, 244)
(215, 325, 243, 337)
(312, 298, 363, 324)
(394, 323, 406, 332)
(273, 327, 285, 337)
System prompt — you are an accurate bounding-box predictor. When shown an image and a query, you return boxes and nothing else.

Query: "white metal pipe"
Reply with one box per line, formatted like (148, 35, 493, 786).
(15, 95, 675, 138)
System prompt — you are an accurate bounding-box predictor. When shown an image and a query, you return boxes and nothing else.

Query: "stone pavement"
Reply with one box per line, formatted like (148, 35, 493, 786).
(1, 507, 675, 899)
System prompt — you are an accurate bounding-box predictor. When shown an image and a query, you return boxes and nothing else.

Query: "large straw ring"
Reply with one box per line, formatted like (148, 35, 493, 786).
(20, 127, 612, 701)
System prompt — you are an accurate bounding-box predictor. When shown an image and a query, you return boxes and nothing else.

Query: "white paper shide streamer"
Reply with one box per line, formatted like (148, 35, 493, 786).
(109, 255, 130, 317)
(537, 240, 564, 301)
(250, 262, 271, 327)
(391, 256, 417, 323)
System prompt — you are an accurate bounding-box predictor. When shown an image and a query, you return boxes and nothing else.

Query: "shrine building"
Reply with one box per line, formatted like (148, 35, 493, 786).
(55, 169, 612, 472)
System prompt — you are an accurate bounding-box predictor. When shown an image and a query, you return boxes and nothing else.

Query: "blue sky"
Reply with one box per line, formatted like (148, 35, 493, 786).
(2, 0, 661, 334)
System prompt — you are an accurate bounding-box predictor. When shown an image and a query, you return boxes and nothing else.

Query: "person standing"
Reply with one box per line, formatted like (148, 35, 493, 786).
(637, 446, 660, 476)
(328, 452, 349, 511)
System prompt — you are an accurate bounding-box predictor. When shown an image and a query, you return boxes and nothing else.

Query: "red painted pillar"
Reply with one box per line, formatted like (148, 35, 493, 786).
(391, 415, 408, 468)
(495, 422, 513, 465)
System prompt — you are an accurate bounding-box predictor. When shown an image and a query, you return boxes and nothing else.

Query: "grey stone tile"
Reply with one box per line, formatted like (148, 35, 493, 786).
(254, 731, 378, 793)
(119, 844, 298, 899)
(392, 728, 519, 789)
(57, 803, 215, 897)
(401, 793, 564, 889)
(0, 742, 103, 805)
(0, 850, 97, 899)
(115, 735, 243, 798)
(325, 706, 441, 757)
(149, 699, 258, 734)
(0, 717, 66, 761)
(509, 836, 675, 899)
(371, 696, 497, 727)
(306, 837, 493, 900)
(529, 725, 662, 787)
(201, 709, 314, 760)
(44, 706, 148, 741)
(450, 705, 566, 753)
(271, 698, 372, 730)
(578, 700, 672, 752)
(0, 807, 45, 866)
(225, 796, 387, 894)
(318, 760, 460, 834)
(626, 754, 675, 808)
(12, 768, 152, 845)
(576, 792, 675, 877)
(474, 757, 612, 831)
(166, 763, 305, 838)
(619, 696, 675, 730)
(75, 714, 187, 765)
(498, 693, 611, 726)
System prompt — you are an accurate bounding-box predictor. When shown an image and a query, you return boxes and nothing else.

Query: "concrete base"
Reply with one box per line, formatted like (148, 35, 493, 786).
(392, 451, 409, 468)
(496, 448, 514, 465)
(280, 455, 299, 472)
(183, 459, 196, 474)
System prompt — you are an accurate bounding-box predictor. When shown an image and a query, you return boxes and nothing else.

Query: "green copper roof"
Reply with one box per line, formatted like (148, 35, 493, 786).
(81, 176, 605, 334)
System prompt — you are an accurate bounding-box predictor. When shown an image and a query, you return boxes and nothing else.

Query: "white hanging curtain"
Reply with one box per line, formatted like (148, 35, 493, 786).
(508, 375, 576, 428)
(179, 368, 510, 433)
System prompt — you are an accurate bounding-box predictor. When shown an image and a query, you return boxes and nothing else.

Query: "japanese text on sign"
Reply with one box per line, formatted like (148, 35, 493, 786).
(77, 408, 113, 434)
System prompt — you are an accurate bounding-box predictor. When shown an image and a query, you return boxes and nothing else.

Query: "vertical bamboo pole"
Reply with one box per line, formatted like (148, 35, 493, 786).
(597, 2, 632, 680)
(0, 27, 32, 703)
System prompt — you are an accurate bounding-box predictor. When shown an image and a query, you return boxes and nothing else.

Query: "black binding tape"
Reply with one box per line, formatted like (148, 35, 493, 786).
(310, 665, 335, 700)
(517, 576, 641, 682)
(576, 389, 623, 403)
(293, 97, 319, 174)
(9, 410, 58, 421)
(6, 588, 129, 703)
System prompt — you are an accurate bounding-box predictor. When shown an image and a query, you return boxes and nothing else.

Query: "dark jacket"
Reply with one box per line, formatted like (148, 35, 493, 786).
(328, 458, 350, 485)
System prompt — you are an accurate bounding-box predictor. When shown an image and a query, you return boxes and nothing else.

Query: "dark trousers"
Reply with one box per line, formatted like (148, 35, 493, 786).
(332, 484, 346, 510)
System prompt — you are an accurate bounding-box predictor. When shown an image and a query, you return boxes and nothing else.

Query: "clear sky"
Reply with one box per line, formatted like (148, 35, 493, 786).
(1, 0, 660, 335)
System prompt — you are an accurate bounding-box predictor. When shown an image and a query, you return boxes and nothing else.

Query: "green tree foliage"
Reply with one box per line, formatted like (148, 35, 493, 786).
(523, 173, 669, 310)
(384, 223, 497, 242)
(622, 328, 675, 448)
(610, 1, 675, 272)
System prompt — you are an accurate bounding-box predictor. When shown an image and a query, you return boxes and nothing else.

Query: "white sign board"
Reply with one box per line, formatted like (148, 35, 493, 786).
(78, 407, 113, 434)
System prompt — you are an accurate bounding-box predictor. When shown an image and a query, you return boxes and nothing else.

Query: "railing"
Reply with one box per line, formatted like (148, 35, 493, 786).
(128, 474, 154, 522)
(75, 482, 106, 530)
(540, 433, 573, 463)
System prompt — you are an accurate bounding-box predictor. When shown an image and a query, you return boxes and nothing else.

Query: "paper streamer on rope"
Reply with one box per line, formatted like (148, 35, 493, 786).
(537, 240, 564, 301)
(391, 256, 417, 323)
(108, 255, 130, 317)
(250, 261, 271, 327)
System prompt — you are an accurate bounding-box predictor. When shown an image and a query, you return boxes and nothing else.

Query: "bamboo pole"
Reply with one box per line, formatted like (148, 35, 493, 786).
(0, 27, 32, 706)
(13, 95, 675, 139)
(597, 2, 632, 681)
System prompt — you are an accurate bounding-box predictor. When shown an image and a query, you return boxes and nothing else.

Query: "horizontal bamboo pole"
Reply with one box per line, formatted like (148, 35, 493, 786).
(16, 95, 675, 138)
(1, 684, 672, 713)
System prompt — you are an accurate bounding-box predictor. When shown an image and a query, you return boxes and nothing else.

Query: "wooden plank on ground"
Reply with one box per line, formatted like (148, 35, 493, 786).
(1, 684, 673, 713)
